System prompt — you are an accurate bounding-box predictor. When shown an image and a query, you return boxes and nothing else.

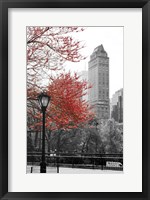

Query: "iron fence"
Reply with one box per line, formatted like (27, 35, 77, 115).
(27, 152, 123, 173)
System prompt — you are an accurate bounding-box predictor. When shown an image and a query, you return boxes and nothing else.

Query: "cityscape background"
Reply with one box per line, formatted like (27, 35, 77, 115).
(64, 27, 123, 98)
(64, 27, 123, 125)
(57, 27, 123, 124)
(78, 44, 123, 124)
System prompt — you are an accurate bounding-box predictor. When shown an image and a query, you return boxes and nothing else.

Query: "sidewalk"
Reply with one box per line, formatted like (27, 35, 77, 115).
(27, 165, 123, 174)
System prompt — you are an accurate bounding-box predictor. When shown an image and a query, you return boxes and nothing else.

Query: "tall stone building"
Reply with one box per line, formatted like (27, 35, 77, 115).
(88, 45, 109, 120)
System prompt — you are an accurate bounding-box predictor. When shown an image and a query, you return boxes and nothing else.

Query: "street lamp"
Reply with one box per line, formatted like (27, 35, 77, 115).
(38, 93, 50, 173)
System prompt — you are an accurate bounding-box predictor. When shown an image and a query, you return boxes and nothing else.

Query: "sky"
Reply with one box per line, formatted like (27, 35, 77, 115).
(63, 27, 123, 98)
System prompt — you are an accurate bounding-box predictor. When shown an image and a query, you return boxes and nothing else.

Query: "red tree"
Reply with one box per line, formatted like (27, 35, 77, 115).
(27, 26, 85, 88)
(28, 72, 94, 131)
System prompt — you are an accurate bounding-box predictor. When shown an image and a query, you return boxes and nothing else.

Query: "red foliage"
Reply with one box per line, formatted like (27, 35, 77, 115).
(27, 27, 86, 88)
(28, 72, 94, 131)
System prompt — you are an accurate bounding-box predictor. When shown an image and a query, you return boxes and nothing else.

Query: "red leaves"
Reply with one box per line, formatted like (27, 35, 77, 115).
(28, 72, 95, 131)
(27, 27, 93, 131)
(27, 26, 86, 89)
(27, 26, 85, 66)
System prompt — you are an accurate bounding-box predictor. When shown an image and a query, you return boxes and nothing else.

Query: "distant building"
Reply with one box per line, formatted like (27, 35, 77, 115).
(110, 88, 123, 123)
(78, 70, 88, 102)
(88, 45, 109, 120)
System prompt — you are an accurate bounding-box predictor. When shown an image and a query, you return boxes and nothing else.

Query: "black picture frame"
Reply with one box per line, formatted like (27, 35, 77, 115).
(0, 0, 149, 199)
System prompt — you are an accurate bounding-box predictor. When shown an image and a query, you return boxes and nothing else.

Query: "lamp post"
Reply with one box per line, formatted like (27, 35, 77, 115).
(38, 93, 50, 173)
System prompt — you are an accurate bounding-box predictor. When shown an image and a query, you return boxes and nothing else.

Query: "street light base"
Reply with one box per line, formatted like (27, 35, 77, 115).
(40, 162, 46, 173)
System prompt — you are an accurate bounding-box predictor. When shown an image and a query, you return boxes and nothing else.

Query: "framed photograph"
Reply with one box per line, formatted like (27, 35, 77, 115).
(0, 0, 149, 199)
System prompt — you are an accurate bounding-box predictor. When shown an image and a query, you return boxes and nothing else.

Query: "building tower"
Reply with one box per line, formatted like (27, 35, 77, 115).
(110, 88, 123, 123)
(88, 45, 109, 120)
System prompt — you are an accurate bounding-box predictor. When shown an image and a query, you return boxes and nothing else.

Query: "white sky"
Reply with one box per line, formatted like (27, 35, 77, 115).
(63, 27, 123, 98)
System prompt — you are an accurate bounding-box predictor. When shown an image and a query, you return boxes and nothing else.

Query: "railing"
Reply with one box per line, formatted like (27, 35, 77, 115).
(27, 152, 123, 172)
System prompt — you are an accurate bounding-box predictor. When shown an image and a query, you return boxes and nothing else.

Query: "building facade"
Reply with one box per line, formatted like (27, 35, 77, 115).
(88, 45, 109, 120)
(110, 88, 123, 123)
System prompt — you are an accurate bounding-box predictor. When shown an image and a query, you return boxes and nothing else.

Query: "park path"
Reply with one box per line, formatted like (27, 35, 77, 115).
(27, 165, 123, 174)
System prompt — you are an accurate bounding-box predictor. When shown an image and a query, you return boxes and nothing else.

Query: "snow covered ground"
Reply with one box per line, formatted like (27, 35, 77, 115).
(27, 165, 123, 174)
